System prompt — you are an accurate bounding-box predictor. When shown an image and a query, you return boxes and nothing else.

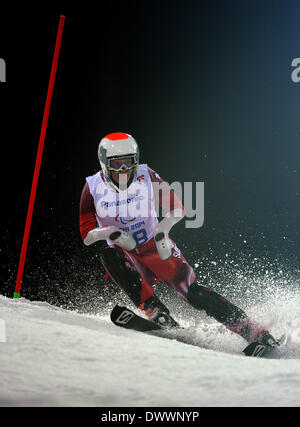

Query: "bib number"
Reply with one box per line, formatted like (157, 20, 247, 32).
(132, 228, 148, 247)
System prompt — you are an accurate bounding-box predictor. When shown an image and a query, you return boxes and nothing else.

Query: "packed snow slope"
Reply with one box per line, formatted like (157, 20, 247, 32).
(0, 294, 300, 407)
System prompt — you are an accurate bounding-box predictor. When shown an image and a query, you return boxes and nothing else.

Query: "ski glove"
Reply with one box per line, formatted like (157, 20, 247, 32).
(84, 226, 136, 251)
(154, 209, 185, 260)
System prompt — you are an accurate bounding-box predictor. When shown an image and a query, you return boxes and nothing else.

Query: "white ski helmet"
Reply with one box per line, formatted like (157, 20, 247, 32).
(98, 132, 140, 178)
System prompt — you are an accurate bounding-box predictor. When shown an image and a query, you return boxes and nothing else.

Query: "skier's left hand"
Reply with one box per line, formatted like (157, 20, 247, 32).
(154, 209, 185, 260)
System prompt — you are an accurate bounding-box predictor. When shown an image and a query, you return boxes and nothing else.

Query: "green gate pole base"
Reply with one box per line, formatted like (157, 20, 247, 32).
(13, 292, 20, 299)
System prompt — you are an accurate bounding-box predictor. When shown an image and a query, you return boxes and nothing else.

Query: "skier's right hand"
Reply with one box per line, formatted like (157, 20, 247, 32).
(83, 226, 136, 251)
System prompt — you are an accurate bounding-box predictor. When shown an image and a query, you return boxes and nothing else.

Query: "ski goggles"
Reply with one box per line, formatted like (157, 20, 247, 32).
(107, 156, 138, 174)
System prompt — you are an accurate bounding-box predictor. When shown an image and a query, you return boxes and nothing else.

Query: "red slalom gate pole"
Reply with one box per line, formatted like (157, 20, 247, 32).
(13, 15, 65, 299)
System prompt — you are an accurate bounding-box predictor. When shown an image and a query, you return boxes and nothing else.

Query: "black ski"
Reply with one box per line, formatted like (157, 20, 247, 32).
(111, 305, 287, 358)
(110, 305, 162, 332)
(242, 334, 287, 358)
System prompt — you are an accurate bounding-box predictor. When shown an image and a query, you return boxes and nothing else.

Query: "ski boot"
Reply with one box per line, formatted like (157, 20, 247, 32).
(242, 329, 287, 357)
(255, 330, 281, 348)
(139, 295, 179, 328)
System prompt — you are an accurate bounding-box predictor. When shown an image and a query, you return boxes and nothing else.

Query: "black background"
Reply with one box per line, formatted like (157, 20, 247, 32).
(0, 1, 299, 312)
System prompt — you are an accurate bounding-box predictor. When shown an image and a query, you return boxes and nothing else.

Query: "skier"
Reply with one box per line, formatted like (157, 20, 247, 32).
(79, 132, 279, 349)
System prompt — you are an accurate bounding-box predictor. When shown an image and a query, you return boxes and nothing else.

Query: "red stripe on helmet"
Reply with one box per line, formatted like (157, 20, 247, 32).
(104, 132, 130, 140)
